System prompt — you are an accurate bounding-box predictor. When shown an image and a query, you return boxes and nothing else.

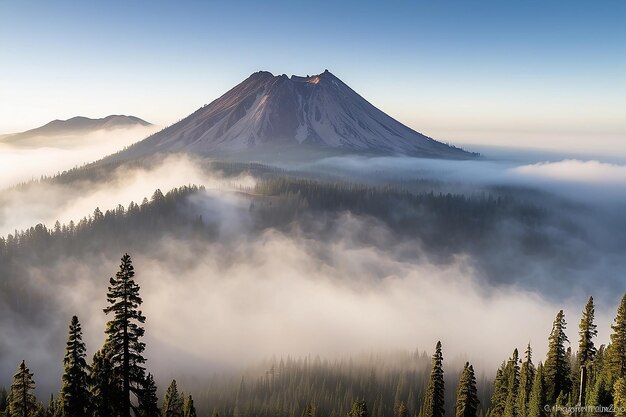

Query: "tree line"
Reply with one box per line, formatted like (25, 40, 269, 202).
(1, 178, 550, 261)
(0, 178, 571, 324)
(486, 295, 626, 417)
(0, 254, 197, 417)
(2, 253, 626, 416)
(0, 185, 206, 260)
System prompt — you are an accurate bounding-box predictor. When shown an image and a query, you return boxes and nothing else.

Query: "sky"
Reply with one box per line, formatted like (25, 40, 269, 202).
(1, 0, 625, 154)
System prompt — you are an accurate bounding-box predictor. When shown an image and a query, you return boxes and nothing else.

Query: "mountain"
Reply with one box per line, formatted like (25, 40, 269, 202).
(118, 70, 475, 160)
(1, 115, 152, 144)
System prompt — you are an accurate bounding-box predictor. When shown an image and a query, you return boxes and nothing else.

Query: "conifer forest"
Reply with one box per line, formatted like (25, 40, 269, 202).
(2, 249, 626, 417)
(2, 2, 626, 416)
(1, 155, 626, 417)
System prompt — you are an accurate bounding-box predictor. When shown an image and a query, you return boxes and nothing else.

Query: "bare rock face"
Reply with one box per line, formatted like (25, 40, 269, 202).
(122, 70, 474, 159)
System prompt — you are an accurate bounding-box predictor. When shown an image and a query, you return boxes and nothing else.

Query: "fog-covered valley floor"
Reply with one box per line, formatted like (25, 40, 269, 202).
(0, 135, 625, 414)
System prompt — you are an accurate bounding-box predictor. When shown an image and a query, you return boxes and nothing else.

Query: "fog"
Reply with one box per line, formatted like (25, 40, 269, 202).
(0, 154, 256, 236)
(0, 144, 625, 397)
(2, 198, 617, 395)
(138, 225, 613, 370)
(0, 125, 158, 189)
(302, 155, 626, 204)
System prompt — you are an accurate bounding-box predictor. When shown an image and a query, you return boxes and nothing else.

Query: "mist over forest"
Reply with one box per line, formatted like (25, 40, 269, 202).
(4, 0, 626, 414)
(1, 123, 626, 417)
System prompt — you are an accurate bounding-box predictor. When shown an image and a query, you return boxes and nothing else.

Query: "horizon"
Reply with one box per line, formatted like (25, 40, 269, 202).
(2, 0, 625, 156)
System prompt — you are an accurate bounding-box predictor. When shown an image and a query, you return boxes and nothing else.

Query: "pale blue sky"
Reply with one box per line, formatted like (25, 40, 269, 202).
(1, 0, 625, 153)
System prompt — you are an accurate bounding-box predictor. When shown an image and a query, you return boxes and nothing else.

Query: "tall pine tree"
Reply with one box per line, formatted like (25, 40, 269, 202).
(544, 310, 570, 404)
(89, 345, 121, 417)
(578, 296, 597, 406)
(183, 395, 197, 417)
(395, 402, 408, 417)
(423, 341, 445, 417)
(138, 373, 159, 417)
(9, 361, 37, 417)
(614, 378, 626, 416)
(516, 344, 535, 417)
(455, 362, 479, 417)
(60, 316, 90, 417)
(103, 253, 147, 417)
(527, 363, 546, 417)
(489, 364, 508, 417)
(503, 349, 520, 417)
(348, 400, 368, 417)
(45, 394, 57, 417)
(161, 380, 184, 417)
(587, 344, 610, 407)
(609, 293, 626, 380)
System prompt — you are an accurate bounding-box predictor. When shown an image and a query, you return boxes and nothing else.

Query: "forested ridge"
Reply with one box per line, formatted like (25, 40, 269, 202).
(0, 177, 608, 417)
(1, 177, 567, 269)
(6, 157, 281, 192)
(250, 178, 550, 243)
(0, 185, 207, 260)
(0, 177, 582, 322)
(0, 254, 625, 417)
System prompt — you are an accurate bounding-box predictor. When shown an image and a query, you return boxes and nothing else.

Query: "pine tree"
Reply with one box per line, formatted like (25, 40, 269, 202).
(89, 346, 121, 417)
(45, 394, 54, 417)
(544, 310, 570, 404)
(183, 395, 197, 417)
(395, 402, 408, 417)
(586, 345, 613, 406)
(348, 400, 368, 417)
(455, 363, 479, 417)
(516, 344, 535, 417)
(161, 380, 184, 417)
(614, 378, 626, 416)
(527, 363, 546, 417)
(578, 296, 597, 407)
(103, 253, 147, 417)
(610, 294, 626, 379)
(32, 402, 44, 417)
(45, 394, 60, 417)
(423, 341, 445, 417)
(589, 374, 613, 408)
(9, 361, 37, 417)
(489, 364, 508, 417)
(33, 402, 45, 417)
(138, 374, 159, 417)
(503, 349, 520, 417)
(60, 316, 90, 417)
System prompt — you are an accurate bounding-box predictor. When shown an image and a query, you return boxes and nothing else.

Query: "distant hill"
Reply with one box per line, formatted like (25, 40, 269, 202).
(1, 115, 152, 145)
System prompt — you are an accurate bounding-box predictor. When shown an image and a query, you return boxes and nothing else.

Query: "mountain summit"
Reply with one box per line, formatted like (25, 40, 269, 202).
(122, 70, 474, 159)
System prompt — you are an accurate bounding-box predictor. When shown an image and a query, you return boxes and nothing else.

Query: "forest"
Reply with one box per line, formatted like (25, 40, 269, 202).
(0, 251, 625, 417)
(0, 176, 580, 322)
(3, 0, 624, 415)
(0, 167, 620, 417)
(0, 174, 571, 272)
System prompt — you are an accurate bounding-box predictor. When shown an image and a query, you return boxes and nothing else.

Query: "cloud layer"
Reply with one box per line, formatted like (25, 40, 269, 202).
(0, 125, 157, 189)
(0, 146, 625, 397)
